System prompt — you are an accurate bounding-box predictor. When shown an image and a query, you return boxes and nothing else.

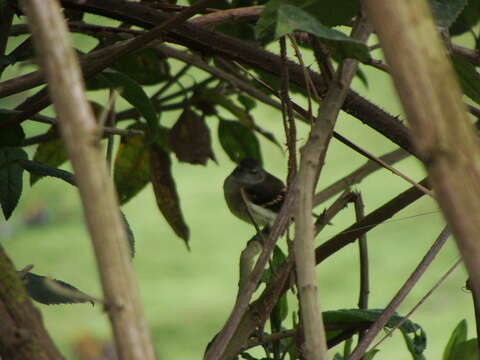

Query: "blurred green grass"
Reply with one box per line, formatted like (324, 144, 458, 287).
(2, 26, 477, 360)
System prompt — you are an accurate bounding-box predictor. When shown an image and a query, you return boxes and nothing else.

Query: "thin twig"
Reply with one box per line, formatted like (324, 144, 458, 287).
(244, 329, 297, 351)
(293, 14, 372, 360)
(217, 178, 430, 360)
(228, 61, 420, 196)
(204, 181, 297, 360)
(364, 58, 390, 73)
(279, 36, 297, 184)
(287, 35, 315, 121)
(314, 190, 356, 235)
(2, 0, 218, 127)
(314, 148, 409, 206)
(6, 0, 417, 159)
(371, 258, 462, 350)
(310, 35, 334, 84)
(347, 227, 450, 360)
(353, 192, 369, 353)
(354, 192, 369, 311)
(152, 63, 191, 100)
(315, 178, 430, 264)
(451, 44, 480, 67)
(332, 132, 433, 197)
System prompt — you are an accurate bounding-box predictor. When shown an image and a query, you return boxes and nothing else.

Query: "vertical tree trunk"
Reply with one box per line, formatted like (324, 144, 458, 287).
(364, 0, 480, 314)
(22, 1, 157, 359)
(0, 247, 64, 360)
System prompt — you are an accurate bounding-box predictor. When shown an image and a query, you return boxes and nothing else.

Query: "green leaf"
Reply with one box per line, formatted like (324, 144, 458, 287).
(272, 246, 286, 268)
(449, 339, 480, 360)
(21, 159, 76, 186)
(114, 132, 150, 205)
(30, 129, 68, 185)
(310, 0, 359, 27)
(275, 5, 370, 62)
(218, 119, 262, 165)
(23, 272, 93, 305)
(450, 0, 480, 36)
(322, 309, 421, 334)
(343, 337, 353, 358)
(256, 0, 314, 42)
(120, 211, 135, 258)
(114, 48, 170, 85)
(428, 0, 468, 28)
(168, 109, 215, 165)
(97, 70, 160, 142)
(237, 94, 257, 112)
(270, 247, 289, 328)
(443, 319, 468, 360)
(149, 145, 190, 248)
(400, 326, 427, 360)
(0, 147, 27, 219)
(323, 309, 427, 360)
(0, 113, 24, 148)
(364, 349, 380, 360)
(451, 54, 480, 106)
(0, 54, 16, 67)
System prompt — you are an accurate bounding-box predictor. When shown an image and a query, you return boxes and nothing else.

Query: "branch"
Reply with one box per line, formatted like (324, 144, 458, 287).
(2, 0, 218, 127)
(314, 190, 356, 235)
(188, 5, 263, 27)
(347, 228, 450, 360)
(364, 0, 480, 322)
(22, 1, 157, 359)
(314, 148, 409, 206)
(3, 0, 417, 159)
(315, 178, 430, 264)
(354, 192, 369, 311)
(293, 15, 372, 359)
(218, 176, 425, 359)
(372, 258, 462, 350)
(204, 182, 297, 360)
(451, 44, 480, 67)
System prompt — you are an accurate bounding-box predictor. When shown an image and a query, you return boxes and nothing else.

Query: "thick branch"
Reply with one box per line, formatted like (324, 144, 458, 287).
(218, 178, 427, 359)
(22, 1, 156, 359)
(364, 0, 480, 313)
(293, 14, 372, 360)
(2, 0, 416, 158)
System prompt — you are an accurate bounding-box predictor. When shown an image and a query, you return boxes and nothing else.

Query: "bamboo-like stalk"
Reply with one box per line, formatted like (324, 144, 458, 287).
(364, 0, 480, 327)
(293, 13, 372, 360)
(22, 1, 156, 359)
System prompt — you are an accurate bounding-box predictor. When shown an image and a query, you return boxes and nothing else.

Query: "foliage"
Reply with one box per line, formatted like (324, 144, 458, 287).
(0, 0, 479, 359)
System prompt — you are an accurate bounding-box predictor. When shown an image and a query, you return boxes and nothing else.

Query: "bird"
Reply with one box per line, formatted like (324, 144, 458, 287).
(223, 158, 285, 226)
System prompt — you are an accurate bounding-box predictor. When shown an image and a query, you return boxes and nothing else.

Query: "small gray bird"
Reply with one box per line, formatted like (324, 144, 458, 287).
(223, 158, 285, 226)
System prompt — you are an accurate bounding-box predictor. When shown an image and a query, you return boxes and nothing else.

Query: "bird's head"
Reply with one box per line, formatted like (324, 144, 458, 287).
(231, 158, 266, 185)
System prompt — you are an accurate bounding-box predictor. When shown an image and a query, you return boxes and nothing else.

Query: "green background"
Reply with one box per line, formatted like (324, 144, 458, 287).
(1, 15, 476, 360)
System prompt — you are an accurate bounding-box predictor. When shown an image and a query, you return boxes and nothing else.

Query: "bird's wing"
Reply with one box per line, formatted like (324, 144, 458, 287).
(244, 174, 286, 213)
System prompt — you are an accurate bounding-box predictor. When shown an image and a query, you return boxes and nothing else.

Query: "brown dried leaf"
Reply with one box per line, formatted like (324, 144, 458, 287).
(168, 109, 215, 165)
(149, 145, 190, 247)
